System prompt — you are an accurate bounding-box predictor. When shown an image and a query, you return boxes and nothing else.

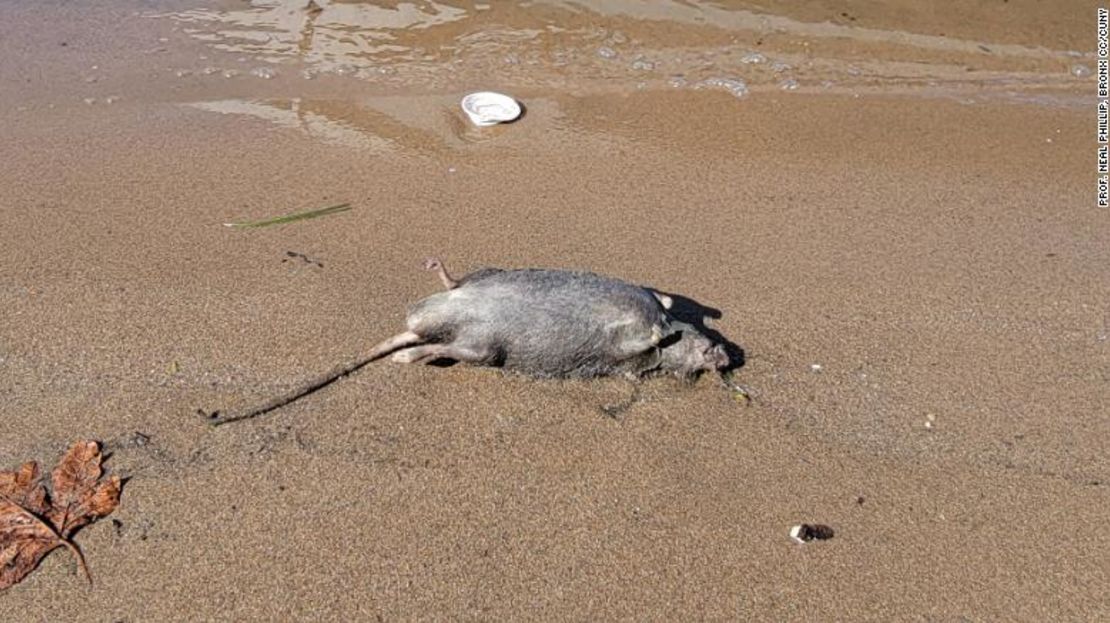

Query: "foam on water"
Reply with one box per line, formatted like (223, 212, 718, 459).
(597, 46, 618, 60)
(249, 67, 277, 79)
(696, 77, 749, 98)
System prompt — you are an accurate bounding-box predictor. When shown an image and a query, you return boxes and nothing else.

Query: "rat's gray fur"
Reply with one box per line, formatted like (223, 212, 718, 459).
(208, 260, 729, 426)
(373, 260, 728, 379)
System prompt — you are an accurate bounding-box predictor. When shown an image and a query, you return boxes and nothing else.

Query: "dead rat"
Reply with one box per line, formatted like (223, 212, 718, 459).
(209, 259, 734, 426)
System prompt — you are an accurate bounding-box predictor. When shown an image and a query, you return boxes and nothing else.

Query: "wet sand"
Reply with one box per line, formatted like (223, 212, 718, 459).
(1, 1, 1107, 620)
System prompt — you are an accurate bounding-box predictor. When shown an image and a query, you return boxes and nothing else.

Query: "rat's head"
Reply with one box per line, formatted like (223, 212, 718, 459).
(656, 320, 729, 378)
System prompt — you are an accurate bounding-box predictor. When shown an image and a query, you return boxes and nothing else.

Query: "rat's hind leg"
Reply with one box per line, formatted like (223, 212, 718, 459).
(423, 257, 458, 290)
(607, 316, 668, 359)
(391, 343, 491, 365)
(366, 331, 425, 361)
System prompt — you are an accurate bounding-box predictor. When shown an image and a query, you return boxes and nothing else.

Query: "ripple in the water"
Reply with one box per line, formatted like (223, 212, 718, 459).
(188, 98, 396, 153)
(159, 0, 1086, 103)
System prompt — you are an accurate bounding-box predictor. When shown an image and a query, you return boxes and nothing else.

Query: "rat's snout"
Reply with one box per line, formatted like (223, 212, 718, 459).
(706, 344, 729, 370)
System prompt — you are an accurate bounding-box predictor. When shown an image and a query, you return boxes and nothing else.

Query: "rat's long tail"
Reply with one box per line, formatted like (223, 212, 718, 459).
(209, 331, 425, 426)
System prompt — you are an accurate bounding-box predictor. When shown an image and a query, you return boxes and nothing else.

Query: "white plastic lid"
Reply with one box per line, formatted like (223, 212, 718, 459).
(460, 91, 521, 127)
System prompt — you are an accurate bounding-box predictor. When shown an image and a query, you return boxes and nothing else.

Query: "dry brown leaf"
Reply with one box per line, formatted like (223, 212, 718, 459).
(0, 441, 122, 591)
(0, 462, 49, 513)
(48, 441, 121, 536)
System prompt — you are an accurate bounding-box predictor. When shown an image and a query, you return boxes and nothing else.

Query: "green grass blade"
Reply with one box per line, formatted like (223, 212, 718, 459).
(224, 203, 352, 228)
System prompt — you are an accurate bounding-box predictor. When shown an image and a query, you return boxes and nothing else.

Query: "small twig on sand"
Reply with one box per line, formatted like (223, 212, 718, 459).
(718, 371, 752, 406)
(224, 203, 351, 229)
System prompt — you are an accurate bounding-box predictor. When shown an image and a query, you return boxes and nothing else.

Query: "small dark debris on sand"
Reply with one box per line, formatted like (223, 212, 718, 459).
(790, 523, 835, 543)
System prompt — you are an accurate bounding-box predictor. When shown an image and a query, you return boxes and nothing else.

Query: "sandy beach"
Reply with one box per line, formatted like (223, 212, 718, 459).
(1, 1, 1106, 620)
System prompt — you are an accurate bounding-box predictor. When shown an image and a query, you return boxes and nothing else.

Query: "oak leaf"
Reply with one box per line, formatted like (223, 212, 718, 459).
(0, 440, 121, 591)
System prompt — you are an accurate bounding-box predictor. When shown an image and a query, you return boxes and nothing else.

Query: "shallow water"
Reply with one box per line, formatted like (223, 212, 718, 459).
(160, 0, 1088, 102)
